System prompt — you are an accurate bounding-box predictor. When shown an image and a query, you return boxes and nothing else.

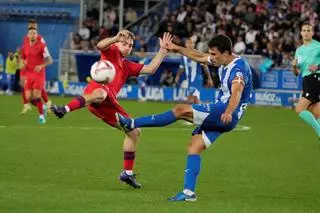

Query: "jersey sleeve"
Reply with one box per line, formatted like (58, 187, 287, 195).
(40, 37, 46, 44)
(229, 65, 248, 85)
(43, 46, 51, 58)
(124, 60, 144, 77)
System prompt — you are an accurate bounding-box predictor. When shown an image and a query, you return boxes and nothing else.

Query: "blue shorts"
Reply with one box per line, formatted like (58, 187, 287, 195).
(192, 102, 240, 148)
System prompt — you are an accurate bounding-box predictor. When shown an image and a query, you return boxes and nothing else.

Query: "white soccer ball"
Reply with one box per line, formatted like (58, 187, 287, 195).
(90, 60, 116, 83)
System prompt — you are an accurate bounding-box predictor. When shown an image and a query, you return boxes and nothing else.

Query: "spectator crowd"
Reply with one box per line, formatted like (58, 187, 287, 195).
(71, 0, 320, 69)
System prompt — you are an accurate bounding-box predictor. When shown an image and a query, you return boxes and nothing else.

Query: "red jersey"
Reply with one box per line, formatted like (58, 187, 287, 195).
(23, 34, 46, 46)
(21, 35, 46, 74)
(100, 44, 143, 95)
(21, 38, 49, 78)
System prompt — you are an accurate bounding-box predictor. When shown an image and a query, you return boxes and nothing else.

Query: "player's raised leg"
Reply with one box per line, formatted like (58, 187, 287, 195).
(296, 97, 320, 139)
(116, 104, 193, 132)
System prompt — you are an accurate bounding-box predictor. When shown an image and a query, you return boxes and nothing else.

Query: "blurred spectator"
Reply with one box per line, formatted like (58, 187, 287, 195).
(177, 6, 187, 23)
(160, 69, 174, 87)
(104, 6, 117, 30)
(78, 22, 90, 41)
(134, 35, 148, 52)
(5, 51, 17, 95)
(234, 36, 246, 54)
(70, 0, 320, 69)
(71, 34, 81, 50)
(125, 7, 138, 25)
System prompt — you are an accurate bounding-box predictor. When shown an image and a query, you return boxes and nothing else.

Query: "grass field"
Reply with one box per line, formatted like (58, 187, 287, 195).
(0, 95, 320, 213)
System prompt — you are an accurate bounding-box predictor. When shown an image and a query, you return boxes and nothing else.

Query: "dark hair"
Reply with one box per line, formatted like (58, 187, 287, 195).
(301, 22, 313, 29)
(28, 27, 37, 31)
(28, 19, 38, 30)
(208, 34, 233, 54)
(28, 19, 37, 24)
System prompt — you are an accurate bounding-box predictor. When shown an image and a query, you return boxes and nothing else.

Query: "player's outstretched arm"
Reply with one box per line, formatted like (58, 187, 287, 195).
(165, 39, 211, 64)
(140, 32, 172, 74)
(97, 30, 133, 51)
(221, 77, 245, 123)
(50, 89, 107, 119)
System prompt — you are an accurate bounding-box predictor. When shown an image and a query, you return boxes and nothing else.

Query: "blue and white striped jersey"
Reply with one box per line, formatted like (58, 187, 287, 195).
(216, 56, 252, 106)
(180, 56, 203, 84)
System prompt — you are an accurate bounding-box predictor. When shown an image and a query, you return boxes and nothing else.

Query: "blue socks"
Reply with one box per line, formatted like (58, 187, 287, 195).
(183, 155, 201, 192)
(299, 111, 320, 137)
(134, 110, 177, 128)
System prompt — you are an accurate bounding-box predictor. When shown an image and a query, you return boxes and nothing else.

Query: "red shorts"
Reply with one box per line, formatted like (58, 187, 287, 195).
(24, 75, 45, 91)
(88, 97, 130, 127)
(84, 81, 129, 127)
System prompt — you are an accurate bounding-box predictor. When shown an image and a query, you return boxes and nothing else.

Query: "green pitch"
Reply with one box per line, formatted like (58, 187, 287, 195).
(0, 95, 319, 213)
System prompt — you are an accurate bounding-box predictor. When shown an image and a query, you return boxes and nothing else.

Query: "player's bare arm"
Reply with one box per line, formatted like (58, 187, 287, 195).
(174, 68, 184, 84)
(97, 30, 133, 51)
(221, 76, 245, 123)
(201, 64, 214, 87)
(34, 56, 53, 72)
(140, 32, 172, 74)
(292, 59, 300, 76)
(165, 38, 211, 64)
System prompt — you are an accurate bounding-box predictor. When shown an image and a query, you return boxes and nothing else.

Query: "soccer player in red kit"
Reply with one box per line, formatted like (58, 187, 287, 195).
(21, 27, 53, 124)
(20, 19, 51, 115)
(50, 30, 172, 188)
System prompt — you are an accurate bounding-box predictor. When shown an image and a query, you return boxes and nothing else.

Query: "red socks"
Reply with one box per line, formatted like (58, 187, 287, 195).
(41, 89, 49, 103)
(31, 98, 44, 115)
(66, 96, 86, 112)
(124, 151, 135, 171)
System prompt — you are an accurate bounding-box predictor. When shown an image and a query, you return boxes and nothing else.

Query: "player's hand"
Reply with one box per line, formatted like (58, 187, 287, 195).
(34, 64, 44, 72)
(292, 59, 297, 67)
(309, 64, 319, 73)
(50, 104, 67, 119)
(161, 32, 176, 51)
(159, 32, 173, 52)
(221, 112, 232, 124)
(115, 30, 132, 42)
(207, 78, 214, 87)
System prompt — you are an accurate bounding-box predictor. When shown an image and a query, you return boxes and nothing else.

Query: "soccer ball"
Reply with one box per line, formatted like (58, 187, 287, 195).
(90, 60, 116, 83)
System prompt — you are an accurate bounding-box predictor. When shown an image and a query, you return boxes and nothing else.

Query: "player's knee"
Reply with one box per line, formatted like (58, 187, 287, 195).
(295, 105, 303, 114)
(187, 141, 206, 154)
(312, 107, 320, 118)
(26, 96, 32, 101)
(128, 128, 141, 141)
(173, 104, 190, 118)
